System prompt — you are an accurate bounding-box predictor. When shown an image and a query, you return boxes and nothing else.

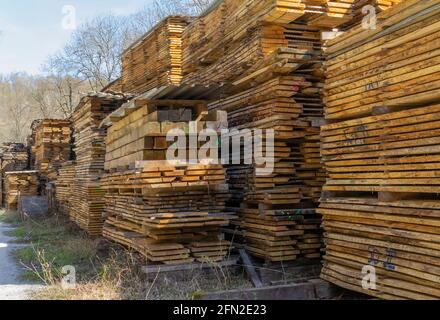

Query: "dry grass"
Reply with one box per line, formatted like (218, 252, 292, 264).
(10, 212, 251, 300)
(32, 247, 147, 300)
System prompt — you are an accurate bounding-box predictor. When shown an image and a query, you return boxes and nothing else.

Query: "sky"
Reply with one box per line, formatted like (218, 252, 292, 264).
(0, 0, 153, 75)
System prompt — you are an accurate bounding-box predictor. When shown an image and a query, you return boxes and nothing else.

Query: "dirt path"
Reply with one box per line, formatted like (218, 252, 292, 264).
(0, 222, 42, 300)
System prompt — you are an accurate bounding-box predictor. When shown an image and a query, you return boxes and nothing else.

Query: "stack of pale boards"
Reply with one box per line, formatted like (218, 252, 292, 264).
(207, 74, 324, 262)
(319, 102, 440, 299)
(323, 0, 440, 121)
(319, 197, 440, 300)
(317, 0, 440, 300)
(321, 103, 440, 194)
(241, 207, 323, 261)
(54, 161, 76, 215)
(0, 143, 28, 173)
(3, 171, 39, 211)
(32, 119, 71, 178)
(313, 0, 402, 30)
(101, 161, 234, 265)
(69, 93, 129, 236)
(121, 16, 191, 94)
(181, 0, 400, 86)
(104, 98, 220, 171)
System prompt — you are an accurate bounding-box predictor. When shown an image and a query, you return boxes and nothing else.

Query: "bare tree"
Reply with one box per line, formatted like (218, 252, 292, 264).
(47, 15, 128, 91)
(48, 75, 86, 117)
(47, 0, 215, 91)
(0, 73, 86, 143)
(0, 74, 34, 143)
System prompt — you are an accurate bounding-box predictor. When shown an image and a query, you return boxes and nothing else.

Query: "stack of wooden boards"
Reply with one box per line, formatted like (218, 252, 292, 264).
(30, 119, 71, 181)
(320, 0, 440, 300)
(181, 0, 329, 262)
(69, 93, 130, 235)
(324, 0, 440, 120)
(0, 143, 29, 173)
(3, 171, 39, 211)
(181, 0, 402, 86)
(54, 161, 75, 215)
(104, 99, 216, 171)
(100, 97, 233, 264)
(101, 161, 232, 265)
(121, 16, 191, 94)
(0, 143, 29, 207)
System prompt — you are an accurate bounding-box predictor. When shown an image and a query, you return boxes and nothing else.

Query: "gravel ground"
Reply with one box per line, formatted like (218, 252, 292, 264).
(0, 222, 42, 300)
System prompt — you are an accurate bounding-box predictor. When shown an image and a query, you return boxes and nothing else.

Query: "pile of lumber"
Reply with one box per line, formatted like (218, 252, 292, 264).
(31, 119, 71, 181)
(242, 207, 323, 261)
(0, 143, 29, 207)
(182, 0, 320, 82)
(104, 98, 222, 171)
(338, 0, 402, 30)
(183, 22, 324, 86)
(320, 102, 440, 300)
(54, 161, 75, 215)
(321, 104, 440, 194)
(100, 95, 234, 264)
(121, 17, 191, 94)
(323, 0, 440, 120)
(70, 93, 130, 235)
(0, 143, 29, 173)
(202, 16, 326, 261)
(101, 161, 232, 265)
(4, 171, 39, 211)
(319, 0, 440, 300)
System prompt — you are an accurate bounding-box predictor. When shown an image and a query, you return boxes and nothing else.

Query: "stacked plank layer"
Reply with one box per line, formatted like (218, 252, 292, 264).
(121, 17, 191, 94)
(323, 0, 440, 120)
(320, 0, 440, 300)
(309, 0, 401, 29)
(4, 171, 39, 211)
(31, 119, 71, 182)
(101, 161, 232, 265)
(70, 93, 129, 235)
(104, 99, 215, 171)
(181, 0, 401, 86)
(54, 161, 76, 215)
(0, 143, 29, 173)
(0, 143, 29, 207)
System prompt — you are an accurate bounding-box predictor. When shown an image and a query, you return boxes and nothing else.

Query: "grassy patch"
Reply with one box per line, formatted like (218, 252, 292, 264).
(0, 209, 22, 225)
(11, 214, 251, 300)
(13, 216, 103, 283)
(11, 214, 147, 299)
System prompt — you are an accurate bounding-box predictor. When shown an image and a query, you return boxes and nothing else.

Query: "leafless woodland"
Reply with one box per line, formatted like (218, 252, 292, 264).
(0, 0, 213, 143)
